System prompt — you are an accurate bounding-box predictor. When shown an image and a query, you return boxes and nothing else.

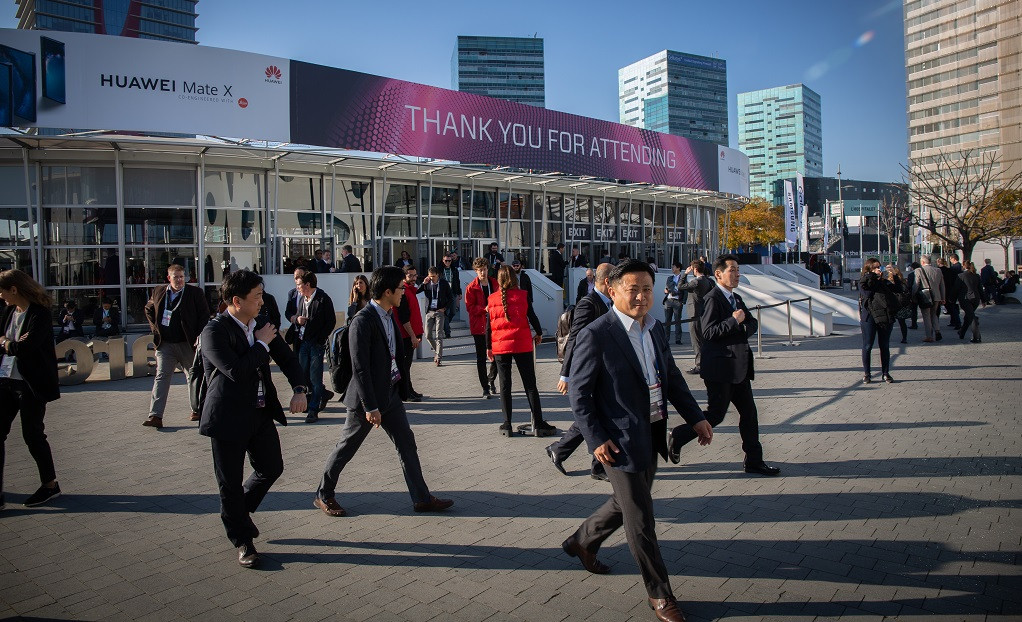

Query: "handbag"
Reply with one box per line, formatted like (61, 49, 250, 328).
(915, 268, 934, 309)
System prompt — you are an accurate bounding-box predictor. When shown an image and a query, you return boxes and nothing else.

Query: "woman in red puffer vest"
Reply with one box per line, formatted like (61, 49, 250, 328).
(486, 265, 555, 437)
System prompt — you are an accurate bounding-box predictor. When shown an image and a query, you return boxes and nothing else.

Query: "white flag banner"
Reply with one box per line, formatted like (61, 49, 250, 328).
(797, 173, 808, 250)
(784, 180, 797, 247)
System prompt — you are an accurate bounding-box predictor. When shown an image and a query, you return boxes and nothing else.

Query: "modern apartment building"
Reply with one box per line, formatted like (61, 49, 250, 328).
(618, 49, 728, 144)
(15, 0, 198, 43)
(451, 35, 545, 107)
(738, 84, 823, 199)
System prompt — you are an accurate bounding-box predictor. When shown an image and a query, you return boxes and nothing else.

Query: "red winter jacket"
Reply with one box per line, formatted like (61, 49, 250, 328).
(465, 277, 498, 335)
(487, 289, 535, 355)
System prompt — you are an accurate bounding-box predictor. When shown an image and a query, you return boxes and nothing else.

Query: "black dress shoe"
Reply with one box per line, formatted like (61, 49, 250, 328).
(686, 367, 700, 375)
(322, 389, 335, 403)
(499, 422, 514, 437)
(862, 374, 871, 384)
(590, 471, 609, 482)
(970, 338, 981, 343)
(882, 373, 894, 383)
(237, 542, 259, 568)
(534, 421, 557, 437)
(546, 445, 567, 476)
(668, 429, 683, 465)
(744, 462, 781, 476)
(562, 536, 610, 574)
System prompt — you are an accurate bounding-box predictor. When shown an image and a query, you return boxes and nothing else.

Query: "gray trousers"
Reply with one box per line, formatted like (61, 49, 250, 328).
(148, 341, 196, 419)
(920, 304, 940, 340)
(424, 310, 444, 359)
(573, 458, 673, 599)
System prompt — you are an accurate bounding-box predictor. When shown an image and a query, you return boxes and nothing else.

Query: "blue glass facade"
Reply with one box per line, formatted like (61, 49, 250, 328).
(618, 50, 728, 144)
(738, 84, 823, 199)
(451, 36, 545, 108)
(17, 0, 199, 44)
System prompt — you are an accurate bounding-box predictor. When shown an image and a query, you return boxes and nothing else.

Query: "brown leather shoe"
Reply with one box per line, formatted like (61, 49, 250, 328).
(314, 497, 347, 517)
(189, 412, 200, 422)
(561, 536, 610, 574)
(142, 416, 163, 429)
(413, 496, 454, 512)
(648, 597, 687, 622)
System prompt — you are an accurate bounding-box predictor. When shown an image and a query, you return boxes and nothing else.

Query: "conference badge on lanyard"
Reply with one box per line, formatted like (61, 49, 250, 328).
(649, 383, 664, 423)
(390, 356, 402, 385)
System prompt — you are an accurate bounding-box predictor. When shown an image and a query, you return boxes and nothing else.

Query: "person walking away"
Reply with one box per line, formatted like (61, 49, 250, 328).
(957, 261, 982, 343)
(338, 244, 362, 273)
(913, 255, 945, 343)
(314, 266, 453, 518)
(906, 262, 921, 329)
(885, 265, 911, 344)
(486, 266, 552, 437)
(980, 258, 996, 305)
(466, 258, 499, 398)
(0, 270, 62, 508)
(143, 264, 210, 428)
(677, 260, 714, 374)
(859, 258, 896, 383)
(564, 260, 712, 622)
(199, 270, 308, 568)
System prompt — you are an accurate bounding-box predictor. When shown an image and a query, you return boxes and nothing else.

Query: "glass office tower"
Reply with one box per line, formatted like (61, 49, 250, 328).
(618, 50, 728, 144)
(738, 84, 823, 199)
(451, 35, 545, 107)
(15, 0, 198, 44)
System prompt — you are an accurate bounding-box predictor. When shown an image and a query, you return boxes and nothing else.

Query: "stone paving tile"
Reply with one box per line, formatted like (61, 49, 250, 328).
(1, 302, 1021, 620)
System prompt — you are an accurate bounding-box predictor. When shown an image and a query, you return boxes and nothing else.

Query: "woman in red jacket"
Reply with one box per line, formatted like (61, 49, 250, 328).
(465, 257, 499, 398)
(486, 265, 554, 437)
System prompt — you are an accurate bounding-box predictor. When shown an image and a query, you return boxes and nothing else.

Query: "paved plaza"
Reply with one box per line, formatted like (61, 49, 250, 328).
(1, 303, 1020, 621)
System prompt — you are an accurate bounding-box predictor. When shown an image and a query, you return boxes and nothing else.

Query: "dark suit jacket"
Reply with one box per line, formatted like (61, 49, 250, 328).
(700, 286, 758, 385)
(576, 277, 594, 303)
(285, 289, 336, 346)
(59, 308, 85, 338)
(678, 275, 715, 319)
(0, 303, 60, 403)
(93, 307, 121, 336)
(258, 292, 282, 330)
(547, 250, 567, 284)
(144, 284, 210, 348)
(343, 304, 406, 413)
(571, 254, 589, 268)
(339, 253, 362, 273)
(559, 290, 609, 378)
(198, 314, 305, 442)
(569, 311, 705, 472)
(284, 287, 301, 324)
(518, 270, 534, 306)
(421, 279, 453, 312)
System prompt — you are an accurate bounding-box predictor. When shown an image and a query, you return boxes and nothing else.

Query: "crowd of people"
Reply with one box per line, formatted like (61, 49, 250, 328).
(1, 244, 1017, 622)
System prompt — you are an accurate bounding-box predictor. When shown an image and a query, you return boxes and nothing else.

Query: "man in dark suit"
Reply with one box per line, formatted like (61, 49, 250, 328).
(93, 298, 121, 337)
(548, 263, 613, 481)
(662, 262, 687, 345)
(677, 260, 715, 374)
(285, 271, 336, 423)
(485, 242, 505, 279)
(143, 264, 210, 428)
(421, 266, 453, 366)
(199, 270, 308, 568)
(570, 246, 589, 268)
(668, 255, 780, 476)
(576, 269, 595, 303)
(257, 291, 281, 330)
(338, 245, 362, 273)
(547, 242, 567, 286)
(563, 260, 711, 622)
(314, 266, 453, 517)
(980, 258, 996, 305)
(440, 253, 461, 339)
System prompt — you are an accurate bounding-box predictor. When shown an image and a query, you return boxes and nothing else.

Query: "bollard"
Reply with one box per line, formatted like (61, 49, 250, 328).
(786, 300, 793, 346)
(808, 297, 814, 337)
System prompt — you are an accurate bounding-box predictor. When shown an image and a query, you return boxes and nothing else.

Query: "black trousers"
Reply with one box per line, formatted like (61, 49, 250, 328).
(548, 422, 604, 475)
(317, 388, 431, 505)
(209, 413, 283, 548)
(861, 317, 893, 375)
(471, 334, 498, 391)
(0, 382, 56, 495)
(672, 378, 764, 465)
(495, 351, 543, 425)
(573, 458, 672, 599)
(400, 336, 418, 396)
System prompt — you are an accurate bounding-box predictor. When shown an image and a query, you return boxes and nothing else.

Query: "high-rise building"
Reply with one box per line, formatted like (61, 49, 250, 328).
(15, 0, 199, 44)
(618, 50, 728, 144)
(451, 35, 544, 107)
(738, 84, 823, 199)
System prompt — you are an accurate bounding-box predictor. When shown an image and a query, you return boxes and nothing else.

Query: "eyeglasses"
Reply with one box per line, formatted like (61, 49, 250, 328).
(443, 259, 452, 262)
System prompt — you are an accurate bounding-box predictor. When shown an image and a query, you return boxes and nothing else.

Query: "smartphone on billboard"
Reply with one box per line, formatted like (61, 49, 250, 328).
(0, 44, 36, 123)
(41, 36, 65, 104)
(0, 63, 13, 127)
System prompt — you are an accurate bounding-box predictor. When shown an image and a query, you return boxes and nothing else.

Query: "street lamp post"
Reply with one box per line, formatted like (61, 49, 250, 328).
(837, 165, 846, 288)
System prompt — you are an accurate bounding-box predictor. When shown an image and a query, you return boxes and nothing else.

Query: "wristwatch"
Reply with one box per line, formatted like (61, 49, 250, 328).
(293, 385, 307, 394)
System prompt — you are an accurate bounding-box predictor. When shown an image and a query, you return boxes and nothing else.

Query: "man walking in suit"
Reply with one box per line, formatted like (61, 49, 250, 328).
(199, 270, 308, 568)
(548, 263, 614, 481)
(913, 255, 946, 342)
(285, 271, 336, 422)
(143, 264, 210, 429)
(677, 260, 714, 375)
(668, 255, 779, 477)
(548, 242, 567, 286)
(440, 253, 462, 338)
(421, 266, 453, 366)
(564, 260, 712, 622)
(338, 245, 362, 273)
(662, 262, 687, 345)
(314, 266, 453, 517)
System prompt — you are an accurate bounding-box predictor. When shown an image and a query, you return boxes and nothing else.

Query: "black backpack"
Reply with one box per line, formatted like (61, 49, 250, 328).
(327, 324, 352, 397)
(555, 305, 575, 363)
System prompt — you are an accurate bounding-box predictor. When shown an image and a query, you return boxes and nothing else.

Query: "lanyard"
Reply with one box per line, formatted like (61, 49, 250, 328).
(164, 288, 185, 314)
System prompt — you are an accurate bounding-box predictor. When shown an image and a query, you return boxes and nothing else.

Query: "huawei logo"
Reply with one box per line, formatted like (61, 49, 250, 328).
(265, 66, 282, 80)
(238, 98, 249, 108)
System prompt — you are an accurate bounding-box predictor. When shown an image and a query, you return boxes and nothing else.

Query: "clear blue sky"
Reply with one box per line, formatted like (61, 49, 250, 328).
(3, 0, 908, 182)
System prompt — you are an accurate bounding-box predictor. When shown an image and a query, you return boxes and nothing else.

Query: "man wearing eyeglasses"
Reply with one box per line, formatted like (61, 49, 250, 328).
(440, 254, 462, 339)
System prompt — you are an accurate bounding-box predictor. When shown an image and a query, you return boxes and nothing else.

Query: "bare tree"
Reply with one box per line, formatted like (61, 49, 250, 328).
(902, 149, 1022, 261)
(878, 192, 911, 256)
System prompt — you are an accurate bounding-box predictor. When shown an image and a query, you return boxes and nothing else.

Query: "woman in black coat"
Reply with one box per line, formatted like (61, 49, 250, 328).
(0, 269, 62, 508)
(957, 261, 983, 343)
(859, 258, 896, 384)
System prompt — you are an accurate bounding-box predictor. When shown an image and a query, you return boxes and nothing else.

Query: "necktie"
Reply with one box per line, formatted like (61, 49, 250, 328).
(728, 294, 737, 310)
